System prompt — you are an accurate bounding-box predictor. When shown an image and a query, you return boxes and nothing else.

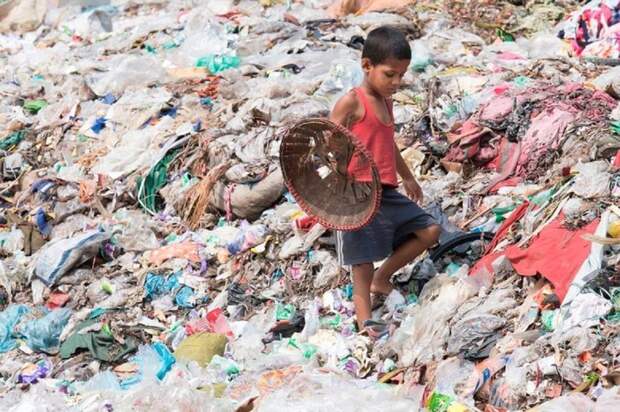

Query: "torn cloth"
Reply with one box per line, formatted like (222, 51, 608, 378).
(444, 120, 499, 165)
(505, 216, 599, 302)
(149, 241, 201, 266)
(59, 319, 138, 362)
(515, 107, 575, 176)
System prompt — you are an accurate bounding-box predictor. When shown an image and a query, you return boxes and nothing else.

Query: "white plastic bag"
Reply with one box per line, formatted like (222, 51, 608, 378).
(33, 230, 111, 286)
(572, 160, 611, 199)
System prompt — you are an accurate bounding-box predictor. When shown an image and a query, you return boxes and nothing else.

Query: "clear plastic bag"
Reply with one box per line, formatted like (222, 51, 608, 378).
(0, 229, 24, 254)
(529, 393, 594, 412)
(256, 369, 421, 411)
(22, 308, 71, 353)
(313, 250, 340, 288)
(89, 56, 168, 97)
(0, 305, 29, 353)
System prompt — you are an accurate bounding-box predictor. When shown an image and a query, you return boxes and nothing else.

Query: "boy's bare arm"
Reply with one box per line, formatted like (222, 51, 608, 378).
(329, 91, 360, 129)
(395, 146, 414, 181)
(395, 143, 424, 203)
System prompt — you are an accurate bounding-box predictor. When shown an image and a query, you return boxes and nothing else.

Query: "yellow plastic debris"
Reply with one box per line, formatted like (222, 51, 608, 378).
(447, 403, 471, 412)
(609, 221, 620, 238)
(174, 332, 227, 367)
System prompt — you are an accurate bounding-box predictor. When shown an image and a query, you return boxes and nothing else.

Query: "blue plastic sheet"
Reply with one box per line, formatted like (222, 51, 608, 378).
(35, 208, 51, 236)
(152, 342, 175, 380)
(144, 273, 195, 308)
(22, 308, 71, 353)
(144, 273, 179, 300)
(119, 343, 176, 389)
(100, 93, 116, 104)
(90, 117, 107, 134)
(175, 286, 194, 308)
(0, 305, 30, 353)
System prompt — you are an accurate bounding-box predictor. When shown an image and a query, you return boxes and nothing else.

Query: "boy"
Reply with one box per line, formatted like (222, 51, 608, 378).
(330, 26, 441, 337)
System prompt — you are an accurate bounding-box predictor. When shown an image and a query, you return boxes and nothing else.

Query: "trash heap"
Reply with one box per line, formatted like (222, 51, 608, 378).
(1, 0, 620, 411)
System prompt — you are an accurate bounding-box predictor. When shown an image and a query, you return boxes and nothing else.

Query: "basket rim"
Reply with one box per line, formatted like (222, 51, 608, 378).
(279, 117, 382, 231)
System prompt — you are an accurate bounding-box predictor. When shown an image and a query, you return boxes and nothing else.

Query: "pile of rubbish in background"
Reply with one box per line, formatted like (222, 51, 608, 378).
(1, 0, 620, 410)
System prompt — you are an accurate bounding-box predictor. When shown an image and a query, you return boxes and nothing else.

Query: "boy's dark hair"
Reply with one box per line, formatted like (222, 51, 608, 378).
(362, 26, 411, 65)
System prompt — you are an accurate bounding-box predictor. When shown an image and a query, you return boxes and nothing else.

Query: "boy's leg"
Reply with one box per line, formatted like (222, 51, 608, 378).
(371, 225, 441, 295)
(351, 262, 374, 330)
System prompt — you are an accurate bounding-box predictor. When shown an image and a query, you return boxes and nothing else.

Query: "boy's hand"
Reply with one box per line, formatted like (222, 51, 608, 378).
(403, 178, 424, 204)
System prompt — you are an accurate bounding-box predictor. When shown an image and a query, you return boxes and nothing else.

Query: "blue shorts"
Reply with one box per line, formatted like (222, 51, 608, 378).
(335, 188, 437, 266)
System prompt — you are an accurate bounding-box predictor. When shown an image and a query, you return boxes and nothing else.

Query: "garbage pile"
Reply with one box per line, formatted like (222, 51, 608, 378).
(1, 0, 620, 411)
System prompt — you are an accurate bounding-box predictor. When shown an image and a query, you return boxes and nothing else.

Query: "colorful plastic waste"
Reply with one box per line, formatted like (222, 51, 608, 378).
(0, 1, 619, 410)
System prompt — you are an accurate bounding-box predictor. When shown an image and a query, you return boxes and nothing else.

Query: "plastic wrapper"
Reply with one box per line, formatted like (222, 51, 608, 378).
(63, 9, 113, 40)
(91, 117, 174, 179)
(529, 392, 596, 412)
(17, 358, 53, 384)
(169, 19, 234, 67)
(299, 300, 320, 343)
(196, 54, 240, 73)
(227, 222, 267, 255)
(447, 314, 505, 359)
(553, 292, 612, 334)
(121, 343, 176, 387)
(592, 66, 620, 94)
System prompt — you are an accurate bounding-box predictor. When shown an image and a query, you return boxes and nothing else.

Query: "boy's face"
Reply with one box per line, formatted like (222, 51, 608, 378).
(362, 57, 410, 98)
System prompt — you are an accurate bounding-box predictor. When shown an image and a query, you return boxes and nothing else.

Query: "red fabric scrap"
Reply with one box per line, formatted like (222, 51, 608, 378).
(485, 138, 522, 193)
(504, 216, 599, 302)
(295, 215, 318, 232)
(470, 202, 530, 277)
(485, 202, 530, 254)
(444, 120, 498, 165)
(613, 150, 620, 170)
(488, 177, 522, 193)
(185, 308, 234, 338)
(46, 292, 70, 309)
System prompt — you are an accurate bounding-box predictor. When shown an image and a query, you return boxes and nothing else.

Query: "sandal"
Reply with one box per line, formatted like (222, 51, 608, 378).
(361, 319, 389, 340)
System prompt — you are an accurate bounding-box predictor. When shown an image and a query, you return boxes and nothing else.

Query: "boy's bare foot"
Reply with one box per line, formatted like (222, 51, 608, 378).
(370, 292, 387, 310)
(370, 267, 394, 296)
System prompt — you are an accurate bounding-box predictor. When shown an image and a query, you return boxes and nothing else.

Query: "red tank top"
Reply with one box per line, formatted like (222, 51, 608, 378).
(347, 88, 398, 187)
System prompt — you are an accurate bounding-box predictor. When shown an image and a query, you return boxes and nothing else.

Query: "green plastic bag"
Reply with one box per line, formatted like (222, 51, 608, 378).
(0, 130, 26, 150)
(427, 391, 454, 412)
(137, 150, 178, 213)
(496, 28, 515, 42)
(23, 99, 48, 114)
(541, 310, 557, 332)
(276, 303, 296, 321)
(195, 54, 240, 73)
